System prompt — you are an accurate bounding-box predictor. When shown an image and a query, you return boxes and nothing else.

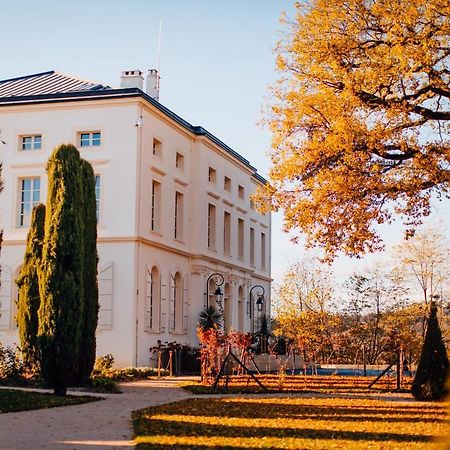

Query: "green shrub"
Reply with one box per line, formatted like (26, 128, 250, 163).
(93, 354, 115, 375)
(105, 367, 168, 381)
(91, 376, 119, 393)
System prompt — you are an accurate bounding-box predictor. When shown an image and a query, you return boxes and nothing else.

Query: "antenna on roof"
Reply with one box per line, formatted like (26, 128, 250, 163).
(157, 20, 162, 74)
(145, 20, 162, 101)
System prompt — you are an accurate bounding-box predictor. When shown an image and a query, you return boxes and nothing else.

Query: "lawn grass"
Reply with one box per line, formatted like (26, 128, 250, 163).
(133, 395, 448, 449)
(181, 374, 413, 395)
(0, 388, 102, 413)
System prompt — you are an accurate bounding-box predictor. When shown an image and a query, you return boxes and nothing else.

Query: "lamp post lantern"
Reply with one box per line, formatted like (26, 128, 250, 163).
(205, 273, 225, 312)
(249, 285, 265, 318)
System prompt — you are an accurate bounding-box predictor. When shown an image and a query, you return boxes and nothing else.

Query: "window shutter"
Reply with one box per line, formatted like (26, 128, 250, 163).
(183, 279, 189, 334)
(0, 265, 12, 330)
(98, 262, 113, 330)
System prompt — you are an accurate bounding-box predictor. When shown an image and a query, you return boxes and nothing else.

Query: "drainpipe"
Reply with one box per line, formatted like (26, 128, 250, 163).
(134, 105, 144, 366)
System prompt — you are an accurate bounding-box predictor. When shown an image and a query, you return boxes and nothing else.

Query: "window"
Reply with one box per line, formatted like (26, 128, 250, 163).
(250, 227, 255, 266)
(207, 204, 216, 249)
(175, 152, 184, 170)
(171, 272, 183, 333)
(94, 175, 100, 222)
(174, 191, 184, 240)
(261, 232, 266, 269)
(20, 135, 41, 151)
(145, 266, 160, 332)
(208, 167, 216, 183)
(152, 138, 162, 156)
(238, 185, 244, 200)
(238, 286, 244, 332)
(224, 176, 231, 191)
(223, 212, 231, 255)
(18, 177, 40, 227)
(151, 180, 161, 232)
(80, 132, 101, 147)
(250, 198, 256, 209)
(238, 218, 244, 261)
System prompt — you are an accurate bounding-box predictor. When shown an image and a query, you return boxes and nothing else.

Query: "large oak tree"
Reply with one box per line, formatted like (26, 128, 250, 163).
(258, 0, 450, 259)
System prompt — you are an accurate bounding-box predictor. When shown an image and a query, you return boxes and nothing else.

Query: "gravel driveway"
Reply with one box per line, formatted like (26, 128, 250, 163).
(0, 378, 195, 450)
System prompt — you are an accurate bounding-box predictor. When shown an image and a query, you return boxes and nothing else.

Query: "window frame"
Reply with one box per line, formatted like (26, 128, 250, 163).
(94, 174, 101, 223)
(224, 176, 231, 192)
(175, 152, 185, 170)
(151, 180, 162, 233)
(78, 131, 102, 148)
(174, 191, 184, 240)
(208, 167, 217, 183)
(152, 138, 162, 157)
(207, 203, 217, 249)
(19, 134, 42, 152)
(17, 176, 40, 228)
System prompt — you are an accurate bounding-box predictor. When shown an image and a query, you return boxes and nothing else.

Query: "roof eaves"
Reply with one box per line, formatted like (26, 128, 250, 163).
(252, 172, 268, 185)
(0, 86, 265, 182)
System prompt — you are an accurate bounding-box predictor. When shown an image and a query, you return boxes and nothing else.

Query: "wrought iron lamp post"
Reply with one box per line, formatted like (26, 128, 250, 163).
(249, 284, 265, 318)
(205, 272, 225, 312)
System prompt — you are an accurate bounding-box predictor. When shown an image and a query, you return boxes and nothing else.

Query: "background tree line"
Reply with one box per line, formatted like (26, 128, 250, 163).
(272, 227, 450, 367)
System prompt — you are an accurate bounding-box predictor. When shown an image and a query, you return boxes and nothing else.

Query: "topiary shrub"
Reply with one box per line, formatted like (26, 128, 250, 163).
(38, 144, 85, 396)
(411, 302, 449, 401)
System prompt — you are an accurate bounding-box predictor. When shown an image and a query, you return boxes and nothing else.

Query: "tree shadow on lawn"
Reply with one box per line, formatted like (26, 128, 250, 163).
(133, 398, 442, 448)
(134, 418, 434, 445)
(145, 398, 444, 423)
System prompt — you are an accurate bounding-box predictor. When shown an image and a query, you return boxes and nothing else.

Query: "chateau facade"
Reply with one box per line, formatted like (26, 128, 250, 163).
(0, 70, 271, 367)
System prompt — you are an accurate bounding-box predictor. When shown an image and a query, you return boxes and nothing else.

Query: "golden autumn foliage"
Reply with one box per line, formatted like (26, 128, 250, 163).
(257, 0, 450, 259)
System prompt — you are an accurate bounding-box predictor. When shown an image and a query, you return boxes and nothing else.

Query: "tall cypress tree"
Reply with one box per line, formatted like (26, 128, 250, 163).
(411, 302, 449, 401)
(38, 144, 84, 396)
(73, 159, 99, 385)
(16, 203, 46, 372)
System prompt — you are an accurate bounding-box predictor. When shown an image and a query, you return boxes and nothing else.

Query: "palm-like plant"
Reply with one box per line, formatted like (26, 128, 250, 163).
(198, 305, 223, 331)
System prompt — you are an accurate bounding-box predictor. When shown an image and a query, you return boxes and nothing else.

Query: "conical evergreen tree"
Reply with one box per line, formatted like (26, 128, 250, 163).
(73, 160, 99, 385)
(411, 301, 449, 401)
(38, 144, 84, 396)
(16, 203, 45, 372)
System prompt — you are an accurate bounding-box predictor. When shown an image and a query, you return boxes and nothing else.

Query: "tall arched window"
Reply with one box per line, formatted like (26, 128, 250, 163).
(172, 272, 183, 333)
(238, 285, 244, 332)
(224, 283, 232, 332)
(145, 266, 160, 332)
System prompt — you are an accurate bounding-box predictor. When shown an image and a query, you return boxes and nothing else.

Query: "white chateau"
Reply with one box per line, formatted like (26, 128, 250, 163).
(0, 69, 271, 367)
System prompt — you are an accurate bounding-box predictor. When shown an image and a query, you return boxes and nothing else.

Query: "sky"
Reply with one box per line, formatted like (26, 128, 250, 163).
(1, 0, 449, 290)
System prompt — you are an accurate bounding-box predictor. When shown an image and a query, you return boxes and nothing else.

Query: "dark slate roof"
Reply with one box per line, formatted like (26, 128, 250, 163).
(0, 71, 110, 98)
(0, 71, 266, 184)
